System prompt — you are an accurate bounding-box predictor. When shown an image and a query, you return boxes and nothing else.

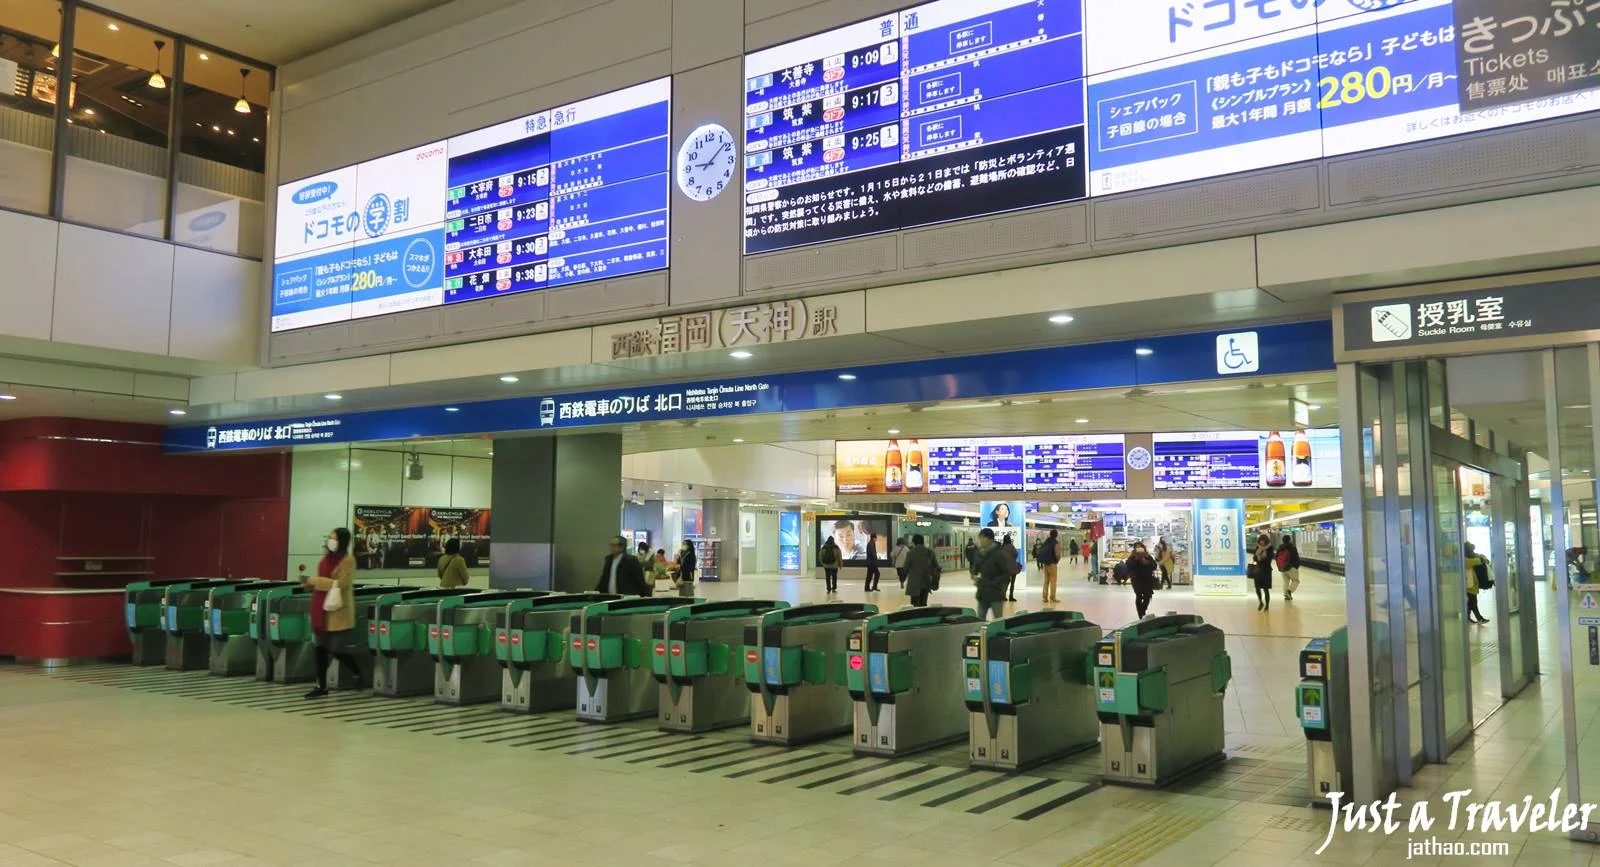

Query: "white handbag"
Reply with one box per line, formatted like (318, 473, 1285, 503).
(323, 584, 344, 612)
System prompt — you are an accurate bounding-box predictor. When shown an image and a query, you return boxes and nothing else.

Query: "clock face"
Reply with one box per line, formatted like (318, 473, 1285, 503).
(676, 123, 737, 202)
(1126, 447, 1153, 471)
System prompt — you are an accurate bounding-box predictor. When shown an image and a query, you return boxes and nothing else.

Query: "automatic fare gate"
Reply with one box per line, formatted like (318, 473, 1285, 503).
(745, 602, 878, 745)
(572, 596, 700, 723)
(368, 588, 482, 697)
(163, 580, 253, 670)
(1094, 614, 1232, 787)
(1298, 628, 1353, 804)
(966, 610, 1102, 771)
(651, 600, 789, 733)
(847, 606, 981, 757)
(203, 582, 292, 676)
(125, 579, 199, 665)
(430, 590, 548, 705)
(262, 585, 415, 684)
(495, 593, 621, 713)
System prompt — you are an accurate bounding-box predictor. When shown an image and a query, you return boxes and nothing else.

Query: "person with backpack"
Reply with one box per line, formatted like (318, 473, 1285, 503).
(903, 534, 941, 606)
(971, 529, 1011, 620)
(964, 539, 980, 576)
(819, 537, 842, 595)
(1126, 542, 1158, 619)
(1037, 529, 1061, 603)
(892, 537, 911, 588)
(1277, 534, 1302, 601)
(1465, 543, 1492, 624)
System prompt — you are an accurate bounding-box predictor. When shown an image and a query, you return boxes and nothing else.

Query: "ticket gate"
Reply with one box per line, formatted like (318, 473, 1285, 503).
(369, 588, 482, 697)
(745, 602, 878, 745)
(251, 585, 312, 681)
(162, 580, 251, 670)
(1298, 628, 1354, 805)
(847, 606, 981, 757)
(1094, 614, 1232, 787)
(125, 579, 198, 665)
(652, 600, 789, 733)
(202, 581, 286, 676)
(430, 590, 548, 705)
(262, 585, 413, 684)
(495, 593, 620, 713)
(572, 596, 700, 723)
(966, 610, 1102, 771)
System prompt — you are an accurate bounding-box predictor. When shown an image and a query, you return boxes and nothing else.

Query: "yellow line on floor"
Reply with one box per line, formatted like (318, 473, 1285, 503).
(1058, 816, 1206, 867)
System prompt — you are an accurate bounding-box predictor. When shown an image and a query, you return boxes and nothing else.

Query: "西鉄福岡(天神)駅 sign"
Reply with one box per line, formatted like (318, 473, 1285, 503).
(165, 320, 1333, 453)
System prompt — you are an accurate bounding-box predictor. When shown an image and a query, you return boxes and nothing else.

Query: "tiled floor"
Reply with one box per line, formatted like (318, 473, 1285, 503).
(1, 568, 1595, 866)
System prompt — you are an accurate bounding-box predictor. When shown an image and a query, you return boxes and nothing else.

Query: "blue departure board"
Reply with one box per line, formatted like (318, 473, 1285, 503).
(1152, 433, 1262, 490)
(270, 78, 670, 333)
(1025, 435, 1127, 492)
(743, 0, 1089, 253)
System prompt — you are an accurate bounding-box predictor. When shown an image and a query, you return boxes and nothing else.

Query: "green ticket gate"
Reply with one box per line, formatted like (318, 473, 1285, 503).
(263, 585, 414, 684)
(125, 579, 196, 665)
(1094, 613, 1232, 787)
(847, 606, 981, 757)
(202, 581, 285, 676)
(745, 602, 878, 745)
(430, 590, 548, 705)
(369, 588, 482, 696)
(252, 585, 312, 681)
(495, 593, 620, 714)
(162, 580, 250, 671)
(966, 610, 1102, 771)
(1298, 628, 1353, 805)
(572, 596, 700, 723)
(651, 599, 789, 733)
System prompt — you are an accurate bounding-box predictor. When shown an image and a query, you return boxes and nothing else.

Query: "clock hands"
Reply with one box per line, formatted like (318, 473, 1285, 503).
(695, 140, 730, 170)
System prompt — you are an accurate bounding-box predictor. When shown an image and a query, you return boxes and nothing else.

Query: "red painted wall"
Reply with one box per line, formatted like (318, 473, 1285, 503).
(0, 419, 291, 588)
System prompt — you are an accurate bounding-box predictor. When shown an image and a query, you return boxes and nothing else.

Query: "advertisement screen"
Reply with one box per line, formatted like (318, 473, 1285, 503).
(817, 515, 895, 566)
(352, 505, 492, 569)
(779, 511, 802, 571)
(746, 0, 1600, 236)
(743, 0, 1089, 254)
(836, 435, 1126, 495)
(270, 78, 670, 333)
(1152, 429, 1342, 491)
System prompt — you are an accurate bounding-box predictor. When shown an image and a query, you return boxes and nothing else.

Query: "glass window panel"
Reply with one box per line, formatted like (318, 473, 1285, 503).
(1432, 461, 1469, 742)
(0, 0, 62, 213)
(60, 8, 170, 237)
(174, 44, 266, 257)
(1552, 346, 1599, 819)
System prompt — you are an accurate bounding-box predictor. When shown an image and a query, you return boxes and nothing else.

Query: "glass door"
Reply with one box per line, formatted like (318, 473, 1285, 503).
(1430, 460, 1472, 751)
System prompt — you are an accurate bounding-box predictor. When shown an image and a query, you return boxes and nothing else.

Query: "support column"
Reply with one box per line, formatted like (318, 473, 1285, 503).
(490, 434, 622, 592)
(702, 498, 741, 583)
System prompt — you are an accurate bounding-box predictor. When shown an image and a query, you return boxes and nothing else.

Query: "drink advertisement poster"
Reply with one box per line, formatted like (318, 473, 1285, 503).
(1258, 429, 1342, 490)
(1191, 499, 1247, 597)
(835, 439, 928, 495)
(980, 501, 1028, 575)
(352, 505, 491, 570)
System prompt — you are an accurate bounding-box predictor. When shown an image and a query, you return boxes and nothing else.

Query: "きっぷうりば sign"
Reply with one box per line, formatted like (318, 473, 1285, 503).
(1453, 0, 1600, 110)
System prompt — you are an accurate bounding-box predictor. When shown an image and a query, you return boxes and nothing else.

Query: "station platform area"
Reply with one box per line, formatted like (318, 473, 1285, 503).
(0, 570, 1587, 867)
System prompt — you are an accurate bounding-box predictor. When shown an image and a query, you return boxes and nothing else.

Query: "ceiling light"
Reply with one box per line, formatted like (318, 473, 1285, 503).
(106, 22, 119, 31)
(0, 394, 16, 401)
(226, 129, 235, 136)
(252, 137, 260, 143)
(887, 429, 901, 435)
(837, 373, 857, 381)
(1075, 418, 1090, 424)
(323, 393, 342, 401)
(212, 124, 221, 132)
(498, 375, 519, 383)
(148, 40, 166, 89)
(1308, 404, 1323, 411)
(198, 52, 209, 61)
(83, 108, 94, 116)
(167, 408, 187, 416)
(732, 438, 745, 444)
(729, 350, 753, 359)
(234, 68, 251, 114)
(1048, 313, 1075, 325)
(1135, 347, 1154, 356)
(444, 407, 459, 413)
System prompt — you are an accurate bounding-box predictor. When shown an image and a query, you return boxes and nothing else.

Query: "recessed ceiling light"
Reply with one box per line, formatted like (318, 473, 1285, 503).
(498, 375, 519, 383)
(729, 350, 753, 359)
(226, 129, 235, 136)
(444, 407, 460, 413)
(1135, 347, 1154, 356)
(323, 393, 342, 401)
(0, 394, 18, 401)
(252, 137, 260, 143)
(732, 438, 745, 444)
(1075, 418, 1090, 424)
(1048, 313, 1075, 325)
(198, 52, 209, 60)
(1308, 404, 1323, 411)
(211, 125, 221, 132)
(106, 22, 119, 31)
(837, 373, 857, 381)
(887, 429, 901, 435)
(83, 108, 94, 116)
(167, 408, 187, 416)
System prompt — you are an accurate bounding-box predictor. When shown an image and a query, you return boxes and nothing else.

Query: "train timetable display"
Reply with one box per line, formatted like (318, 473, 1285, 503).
(742, 0, 1089, 254)
(1152, 430, 1342, 491)
(1025, 435, 1126, 492)
(268, 78, 669, 333)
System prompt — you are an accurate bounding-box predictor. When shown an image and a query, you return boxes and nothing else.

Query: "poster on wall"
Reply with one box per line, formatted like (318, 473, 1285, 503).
(980, 501, 1027, 576)
(1191, 499, 1246, 597)
(779, 512, 801, 572)
(352, 505, 491, 569)
(740, 512, 758, 547)
(816, 514, 894, 567)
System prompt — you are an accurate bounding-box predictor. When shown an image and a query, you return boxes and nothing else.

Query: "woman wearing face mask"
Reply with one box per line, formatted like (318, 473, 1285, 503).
(303, 528, 362, 698)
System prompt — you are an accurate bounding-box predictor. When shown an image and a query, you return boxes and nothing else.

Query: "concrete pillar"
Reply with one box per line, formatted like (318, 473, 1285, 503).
(490, 434, 622, 591)
(702, 498, 741, 583)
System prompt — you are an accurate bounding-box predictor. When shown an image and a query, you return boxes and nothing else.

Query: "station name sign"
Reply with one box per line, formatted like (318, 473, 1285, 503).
(1338, 276, 1600, 358)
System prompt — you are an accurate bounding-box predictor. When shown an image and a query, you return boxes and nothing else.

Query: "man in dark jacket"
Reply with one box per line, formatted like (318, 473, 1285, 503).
(903, 534, 940, 606)
(597, 536, 650, 596)
(972, 529, 1011, 620)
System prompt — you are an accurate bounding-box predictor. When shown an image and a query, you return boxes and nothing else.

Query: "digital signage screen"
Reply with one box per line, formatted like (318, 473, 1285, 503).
(835, 434, 1126, 495)
(270, 78, 670, 333)
(743, 0, 1090, 254)
(1152, 429, 1342, 491)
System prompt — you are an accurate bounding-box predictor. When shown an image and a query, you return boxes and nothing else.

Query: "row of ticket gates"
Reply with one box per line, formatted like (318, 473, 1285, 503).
(121, 579, 1355, 797)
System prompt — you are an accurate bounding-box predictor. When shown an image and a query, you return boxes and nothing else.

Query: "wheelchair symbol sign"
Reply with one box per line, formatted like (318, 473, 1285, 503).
(1216, 332, 1259, 375)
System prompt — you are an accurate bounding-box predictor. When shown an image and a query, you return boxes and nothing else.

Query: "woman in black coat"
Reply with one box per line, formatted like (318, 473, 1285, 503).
(1126, 542, 1159, 619)
(1251, 534, 1275, 612)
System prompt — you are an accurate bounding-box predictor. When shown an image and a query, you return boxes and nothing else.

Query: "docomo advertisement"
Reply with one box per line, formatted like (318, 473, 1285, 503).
(1191, 498, 1248, 597)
